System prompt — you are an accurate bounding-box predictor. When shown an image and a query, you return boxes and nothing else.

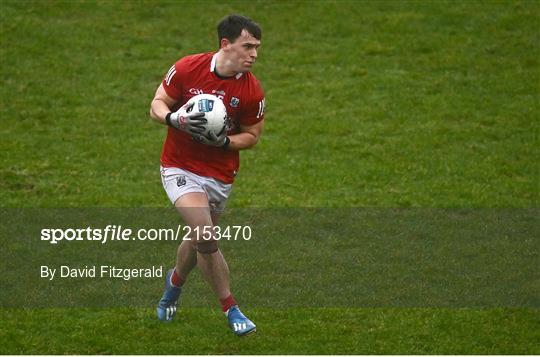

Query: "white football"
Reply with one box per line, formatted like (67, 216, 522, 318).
(186, 93, 228, 137)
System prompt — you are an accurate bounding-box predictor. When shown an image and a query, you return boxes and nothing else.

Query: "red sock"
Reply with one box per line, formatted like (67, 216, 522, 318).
(170, 268, 184, 287)
(220, 294, 237, 312)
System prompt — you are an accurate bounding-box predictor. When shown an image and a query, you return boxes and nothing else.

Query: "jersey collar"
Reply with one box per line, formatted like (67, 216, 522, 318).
(211, 53, 244, 80)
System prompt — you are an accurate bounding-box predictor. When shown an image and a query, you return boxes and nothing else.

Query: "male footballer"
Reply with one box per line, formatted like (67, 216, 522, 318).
(149, 15, 264, 336)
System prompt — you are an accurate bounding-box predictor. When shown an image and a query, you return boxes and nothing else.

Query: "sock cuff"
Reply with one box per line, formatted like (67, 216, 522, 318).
(220, 294, 237, 312)
(170, 268, 184, 287)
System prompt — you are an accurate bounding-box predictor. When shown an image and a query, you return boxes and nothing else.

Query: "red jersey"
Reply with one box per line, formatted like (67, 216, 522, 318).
(160, 52, 265, 184)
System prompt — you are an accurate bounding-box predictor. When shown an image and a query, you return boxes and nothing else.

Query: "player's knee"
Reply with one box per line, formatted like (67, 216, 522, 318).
(196, 240, 218, 254)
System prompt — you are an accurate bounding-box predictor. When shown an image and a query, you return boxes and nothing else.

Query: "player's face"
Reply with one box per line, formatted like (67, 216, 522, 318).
(224, 29, 261, 73)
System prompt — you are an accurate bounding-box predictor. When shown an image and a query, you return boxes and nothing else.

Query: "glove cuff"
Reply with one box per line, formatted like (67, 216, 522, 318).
(222, 136, 230, 150)
(165, 112, 174, 127)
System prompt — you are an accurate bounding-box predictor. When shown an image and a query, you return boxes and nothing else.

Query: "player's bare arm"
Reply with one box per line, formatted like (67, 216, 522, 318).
(228, 119, 264, 151)
(149, 83, 178, 124)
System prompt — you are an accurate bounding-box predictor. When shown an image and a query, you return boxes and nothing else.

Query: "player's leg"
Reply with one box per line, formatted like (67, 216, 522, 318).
(156, 195, 203, 322)
(174, 192, 231, 300)
(168, 196, 219, 296)
(209, 203, 257, 336)
(176, 193, 256, 336)
(174, 239, 197, 284)
(157, 167, 204, 321)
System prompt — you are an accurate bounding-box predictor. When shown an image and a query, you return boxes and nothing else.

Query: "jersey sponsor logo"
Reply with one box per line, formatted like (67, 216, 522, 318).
(256, 98, 266, 119)
(165, 65, 176, 86)
(212, 89, 226, 100)
(189, 88, 204, 95)
(230, 97, 240, 107)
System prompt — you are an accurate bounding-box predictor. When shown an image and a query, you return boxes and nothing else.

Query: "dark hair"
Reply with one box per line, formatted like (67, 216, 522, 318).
(217, 14, 261, 47)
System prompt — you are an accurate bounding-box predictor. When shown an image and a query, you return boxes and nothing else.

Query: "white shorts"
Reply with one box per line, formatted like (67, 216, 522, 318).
(160, 166, 232, 214)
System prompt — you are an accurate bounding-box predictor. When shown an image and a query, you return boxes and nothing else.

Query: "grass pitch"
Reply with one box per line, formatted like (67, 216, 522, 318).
(1, 308, 538, 354)
(1, 0, 539, 354)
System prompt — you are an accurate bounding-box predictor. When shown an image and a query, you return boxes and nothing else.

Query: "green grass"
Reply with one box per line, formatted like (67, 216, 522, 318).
(1, 0, 538, 207)
(1, 308, 538, 354)
(1, 0, 539, 354)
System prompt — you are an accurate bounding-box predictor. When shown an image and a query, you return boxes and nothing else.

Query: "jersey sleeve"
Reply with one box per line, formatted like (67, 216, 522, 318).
(240, 83, 265, 127)
(161, 59, 185, 100)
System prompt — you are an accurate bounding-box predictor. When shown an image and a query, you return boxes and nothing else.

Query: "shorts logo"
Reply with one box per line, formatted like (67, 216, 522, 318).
(176, 176, 186, 187)
(230, 97, 240, 107)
